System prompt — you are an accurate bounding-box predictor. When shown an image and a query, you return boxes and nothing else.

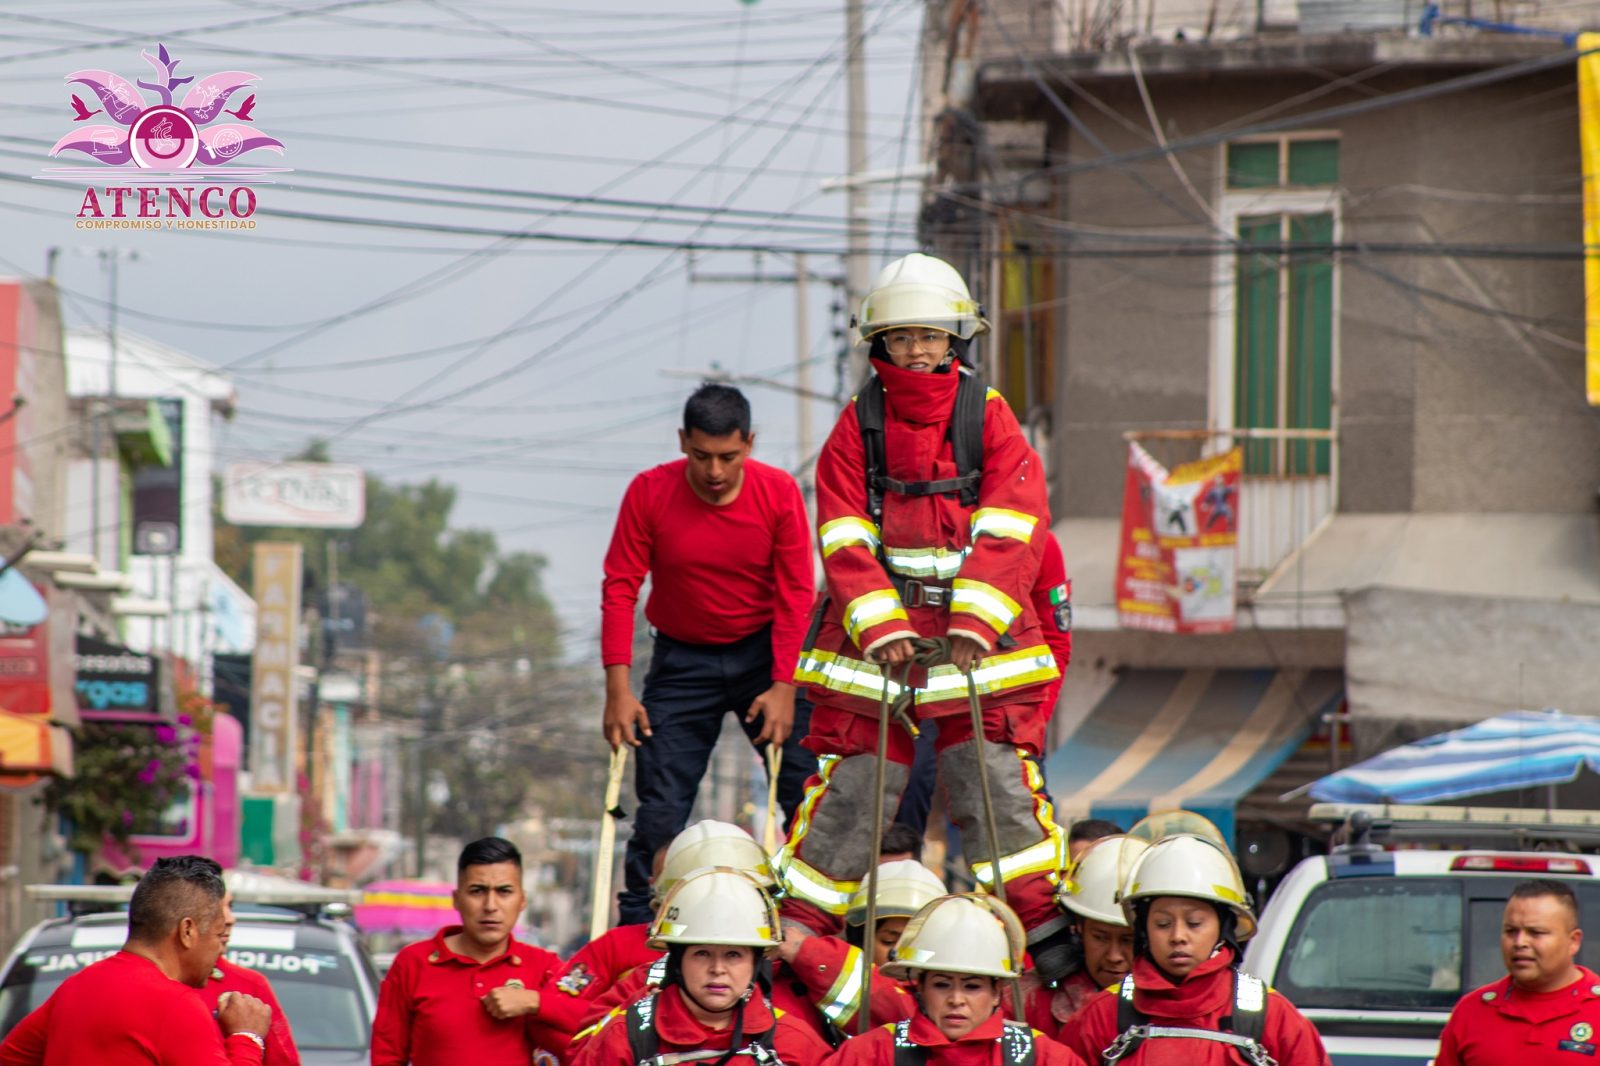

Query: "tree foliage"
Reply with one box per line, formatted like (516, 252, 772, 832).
(214, 442, 595, 843)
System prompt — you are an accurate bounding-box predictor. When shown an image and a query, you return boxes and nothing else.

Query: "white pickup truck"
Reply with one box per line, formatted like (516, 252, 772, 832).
(1241, 803, 1600, 1066)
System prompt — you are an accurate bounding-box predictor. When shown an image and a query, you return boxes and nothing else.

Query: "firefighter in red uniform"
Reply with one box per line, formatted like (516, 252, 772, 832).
(776, 859, 946, 1033)
(1060, 830, 1329, 1066)
(0, 856, 271, 1066)
(823, 893, 1087, 1066)
(542, 821, 778, 1054)
(371, 838, 564, 1066)
(1021, 836, 1141, 1040)
(573, 868, 831, 1066)
(1436, 879, 1600, 1066)
(198, 890, 300, 1065)
(781, 252, 1074, 982)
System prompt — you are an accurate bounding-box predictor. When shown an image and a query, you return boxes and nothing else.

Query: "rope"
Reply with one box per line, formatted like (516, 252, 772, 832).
(860, 636, 1015, 1030)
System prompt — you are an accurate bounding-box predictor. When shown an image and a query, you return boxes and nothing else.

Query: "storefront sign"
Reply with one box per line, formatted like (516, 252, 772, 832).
(74, 634, 158, 718)
(249, 542, 301, 792)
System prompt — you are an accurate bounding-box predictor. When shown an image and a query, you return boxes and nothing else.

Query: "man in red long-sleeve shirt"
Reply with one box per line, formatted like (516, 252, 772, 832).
(371, 837, 563, 1066)
(601, 383, 817, 924)
(0, 855, 272, 1066)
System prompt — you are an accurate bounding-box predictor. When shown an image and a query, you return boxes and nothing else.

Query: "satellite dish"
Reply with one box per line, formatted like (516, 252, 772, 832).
(0, 562, 47, 627)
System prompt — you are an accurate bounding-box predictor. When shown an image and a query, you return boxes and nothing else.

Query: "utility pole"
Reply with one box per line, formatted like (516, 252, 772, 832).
(88, 249, 136, 567)
(793, 254, 814, 500)
(680, 256, 844, 503)
(844, 0, 872, 388)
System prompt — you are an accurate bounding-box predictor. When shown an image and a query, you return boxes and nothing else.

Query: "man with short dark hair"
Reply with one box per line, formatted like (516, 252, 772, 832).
(372, 838, 563, 1066)
(1437, 879, 1600, 1065)
(601, 383, 817, 923)
(1065, 819, 1122, 863)
(0, 855, 271, 1066)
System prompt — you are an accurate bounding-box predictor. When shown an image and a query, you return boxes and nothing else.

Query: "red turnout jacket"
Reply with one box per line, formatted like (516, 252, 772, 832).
(823, 1012, 1086, 1066)
(572, 985, 831, 1066)
(800, 360, 1056, 717)
(1060, 952, 1330, 1066)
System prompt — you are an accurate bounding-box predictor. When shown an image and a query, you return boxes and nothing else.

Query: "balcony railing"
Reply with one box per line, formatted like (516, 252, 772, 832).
(1124, 427, 1337, 591)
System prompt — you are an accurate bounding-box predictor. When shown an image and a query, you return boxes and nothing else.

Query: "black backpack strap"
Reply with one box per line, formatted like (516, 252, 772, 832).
(855, 378, 889, 527)
(1221, 968, 1268, 1044)
(949, 370, 987, 507)
(892, 1019, 928, 1066)
(998, 1021, 1036, 1066)
(626, 993, 660, 1066)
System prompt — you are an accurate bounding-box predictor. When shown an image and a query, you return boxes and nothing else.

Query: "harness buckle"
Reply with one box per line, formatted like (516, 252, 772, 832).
(900, 580, 949, 609)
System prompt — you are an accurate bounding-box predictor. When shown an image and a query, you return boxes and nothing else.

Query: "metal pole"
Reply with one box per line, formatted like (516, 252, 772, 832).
(844, 0, 872, 387)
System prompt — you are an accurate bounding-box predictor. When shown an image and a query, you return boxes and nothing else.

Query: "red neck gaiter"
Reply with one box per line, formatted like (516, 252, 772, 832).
(872, 357, 960, 425)
(1129, 946, 1240, 1021)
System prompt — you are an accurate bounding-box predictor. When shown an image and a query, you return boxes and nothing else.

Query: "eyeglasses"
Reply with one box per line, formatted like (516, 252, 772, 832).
(882, 330, 952, 354)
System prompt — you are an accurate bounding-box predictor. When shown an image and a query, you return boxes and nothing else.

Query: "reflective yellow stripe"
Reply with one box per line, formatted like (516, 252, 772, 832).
(817, 945, 866, 1024)
(782, 754, 840, 849)
(820, 517, 881, 558)
(776, 851, 859, 913)
(951, 579, 1022, 632)
(985, 387, 1001, 401)
(843, 589, 909, 645)
(884, 546, 969, 580)
(797, 646, 1057, 704)
(572, 1006, 625, 1045)
(973, 750, 1065, 888)
(970, 508, 1038, 543)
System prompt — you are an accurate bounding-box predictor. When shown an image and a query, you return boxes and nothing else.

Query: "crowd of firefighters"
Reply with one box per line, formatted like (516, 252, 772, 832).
(3, 252, 1599, 1064)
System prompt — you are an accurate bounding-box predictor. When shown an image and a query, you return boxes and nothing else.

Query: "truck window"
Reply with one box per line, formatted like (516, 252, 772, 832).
(1276, 878, 1463, 1011)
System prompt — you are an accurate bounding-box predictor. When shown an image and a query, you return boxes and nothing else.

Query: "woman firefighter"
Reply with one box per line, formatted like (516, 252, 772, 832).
(1059, 821, 1329, 1066)
(822, 893, 1087, 1066)
(572, 867, 830, 1066)
(778, 252, 1077, 983)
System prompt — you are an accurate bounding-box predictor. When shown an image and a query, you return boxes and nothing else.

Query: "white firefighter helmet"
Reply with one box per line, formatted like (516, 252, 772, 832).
(1119, 833, 1257, 942)
(845, 860, 948, 927)
(881, 893, 1027, 980)
(655, 820, 774, 903)
(854, 253, 990, 341)
(1059, 835, 1143, 927)
(648, 867, 782, 950)
(1116, 811, 1231, 905)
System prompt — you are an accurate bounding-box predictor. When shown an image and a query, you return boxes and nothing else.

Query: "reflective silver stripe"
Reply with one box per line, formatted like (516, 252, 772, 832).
(884, 547, 969, 580)
(970, 508, 1037, 543)
(950, 581, 1020, 630)
(820, 517, 881, 557)
(817, 946, 865, 1023)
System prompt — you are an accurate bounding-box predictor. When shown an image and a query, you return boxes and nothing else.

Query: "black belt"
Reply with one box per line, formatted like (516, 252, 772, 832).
(893, 576, 951, 608)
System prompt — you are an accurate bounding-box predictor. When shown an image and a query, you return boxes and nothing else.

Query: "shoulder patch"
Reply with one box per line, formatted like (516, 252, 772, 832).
(557, 962, 595, 996)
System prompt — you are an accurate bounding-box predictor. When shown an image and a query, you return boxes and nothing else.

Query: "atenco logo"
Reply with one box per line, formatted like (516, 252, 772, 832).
(38, 43, 288, 228)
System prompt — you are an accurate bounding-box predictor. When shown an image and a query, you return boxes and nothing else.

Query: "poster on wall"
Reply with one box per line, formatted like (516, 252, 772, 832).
(1115, 443, 1242, 634)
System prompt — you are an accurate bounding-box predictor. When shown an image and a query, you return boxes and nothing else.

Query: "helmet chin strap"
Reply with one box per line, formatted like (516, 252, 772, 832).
(681, 983, 749, 1018)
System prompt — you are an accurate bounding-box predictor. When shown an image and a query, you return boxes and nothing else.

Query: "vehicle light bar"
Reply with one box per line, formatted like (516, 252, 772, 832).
(1449, 855, 1592, 874)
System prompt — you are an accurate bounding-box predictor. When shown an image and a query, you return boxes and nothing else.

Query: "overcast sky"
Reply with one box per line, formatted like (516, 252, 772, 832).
(0, 0, 925, 657)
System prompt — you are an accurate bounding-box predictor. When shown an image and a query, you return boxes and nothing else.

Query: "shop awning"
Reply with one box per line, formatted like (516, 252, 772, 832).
(1046, 667, 1343, 845)
(0, 708, 73, 784)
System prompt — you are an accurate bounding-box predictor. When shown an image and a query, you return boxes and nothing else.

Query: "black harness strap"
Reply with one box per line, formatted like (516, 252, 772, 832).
(890, 1019, 1036, 1066)
(626, 993, 779, 1066)
(1108, 969, 1268, 1063)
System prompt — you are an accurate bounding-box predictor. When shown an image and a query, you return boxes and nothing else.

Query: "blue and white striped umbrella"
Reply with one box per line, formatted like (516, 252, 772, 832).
(1307, 710, 1600, 804)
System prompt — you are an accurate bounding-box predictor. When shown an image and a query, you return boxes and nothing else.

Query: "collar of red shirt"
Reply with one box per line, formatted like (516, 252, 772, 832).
(1491, 966, 1600, 1023)
(905, 1008, 1011, 1047)
(1129, 947, 1238, 1019)
(426, 925, 531, 969)
(653, 985, 778, 1046)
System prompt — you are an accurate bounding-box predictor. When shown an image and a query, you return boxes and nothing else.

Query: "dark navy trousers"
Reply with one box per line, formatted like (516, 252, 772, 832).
(618, 625, 816, 925)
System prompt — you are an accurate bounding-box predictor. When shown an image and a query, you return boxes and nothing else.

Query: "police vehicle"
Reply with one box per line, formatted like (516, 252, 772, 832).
(1243, 803, 1600, 1066)
(0, 883, 381, 1065)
